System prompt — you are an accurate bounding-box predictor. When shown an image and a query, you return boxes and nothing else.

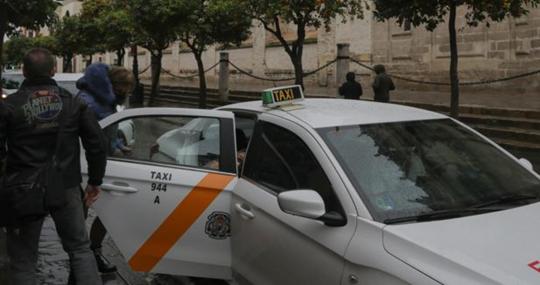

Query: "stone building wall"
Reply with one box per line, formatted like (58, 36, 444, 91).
(132, 17, 373, 89)
(53, 1, 540, 94)
(371, 6, 540, 94)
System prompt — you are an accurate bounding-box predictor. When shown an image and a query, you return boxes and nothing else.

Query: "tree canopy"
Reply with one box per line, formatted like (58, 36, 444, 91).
(81, 0, 136, 65)
(0, 0, 60, 79)
(179, 0, 252, 108)
(50, 14, 104, 72)
(373, 0, 540, 117)
(127, 0, 195, 103)
(248, 0, 365, 87)
(3, 35, 56, 66)
(374, 0, 538, 30)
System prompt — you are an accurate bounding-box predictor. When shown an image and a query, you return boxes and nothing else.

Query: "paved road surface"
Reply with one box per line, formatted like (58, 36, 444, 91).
(0, 210, 157, 285)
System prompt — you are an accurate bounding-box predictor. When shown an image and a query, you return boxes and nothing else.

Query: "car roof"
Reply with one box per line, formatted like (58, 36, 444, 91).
(2, 72, 83, 82)
(53, 73, 84, 82)
(220, 98, 447, 129)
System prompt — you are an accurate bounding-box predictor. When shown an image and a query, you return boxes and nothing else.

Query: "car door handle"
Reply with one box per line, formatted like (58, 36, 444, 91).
(101, 183, 138, 194)
(235, 203, 255, 220)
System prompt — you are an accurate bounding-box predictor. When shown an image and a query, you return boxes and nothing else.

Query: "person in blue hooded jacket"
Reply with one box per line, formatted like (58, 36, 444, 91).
(76, 63, 134, 275)
(77, 63, 133, 155)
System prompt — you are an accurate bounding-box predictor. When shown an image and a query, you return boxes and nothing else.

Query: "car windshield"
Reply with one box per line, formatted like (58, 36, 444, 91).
(318, 119, 540, 223)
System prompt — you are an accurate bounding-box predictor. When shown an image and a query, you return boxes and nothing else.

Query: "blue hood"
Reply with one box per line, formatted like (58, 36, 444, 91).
(76, 63, 115, 106)
(76, 63, 116, 120)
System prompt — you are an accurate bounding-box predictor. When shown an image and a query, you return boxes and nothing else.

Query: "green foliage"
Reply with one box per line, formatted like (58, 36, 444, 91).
(179, 0, 252, 54)
(179, 0, 252, 108)
(81, 0, 136, 54)
(0, 0, 60, 78)
(373, 0, 540, 31)
(3, 35, 57, 65)
(0, 0, 60, 35)
(248, 0, 364, 30)
(3, 36, 33, 66)
(128, 0, 194, 53)
(247, 0, 365, 86)
(50, 14, 105, 59)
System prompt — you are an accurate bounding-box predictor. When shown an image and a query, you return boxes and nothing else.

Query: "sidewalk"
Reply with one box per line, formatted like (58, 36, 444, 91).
(150, 77, 540, 111)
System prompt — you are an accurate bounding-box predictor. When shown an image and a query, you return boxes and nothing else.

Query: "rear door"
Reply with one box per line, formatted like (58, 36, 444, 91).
(81, 108, 237, 279)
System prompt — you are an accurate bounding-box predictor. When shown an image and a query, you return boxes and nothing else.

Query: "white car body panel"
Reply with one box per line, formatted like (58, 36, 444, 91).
(83, 107, 238, 279)
(223, 99, 445, 128)
(383, 202, 540, 284)
(89, 99, 540, 285)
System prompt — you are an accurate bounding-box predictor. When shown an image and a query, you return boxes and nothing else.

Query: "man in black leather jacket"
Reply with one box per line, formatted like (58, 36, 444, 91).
(0, 48, 106, 285)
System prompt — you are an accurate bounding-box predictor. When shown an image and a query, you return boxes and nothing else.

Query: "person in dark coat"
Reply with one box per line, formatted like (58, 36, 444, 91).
(339, 72, 363, 100)
(372, 64, 395, 103)
(1, 48, 106, 285)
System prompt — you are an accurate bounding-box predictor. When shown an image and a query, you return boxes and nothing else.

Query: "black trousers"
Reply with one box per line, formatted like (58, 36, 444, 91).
(7, 187, 102, 285)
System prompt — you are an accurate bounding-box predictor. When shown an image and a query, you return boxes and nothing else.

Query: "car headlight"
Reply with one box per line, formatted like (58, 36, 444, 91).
(1, 93, 7, 99)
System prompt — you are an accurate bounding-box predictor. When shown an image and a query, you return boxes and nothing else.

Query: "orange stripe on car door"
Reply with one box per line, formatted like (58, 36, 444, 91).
(129, 173, 235, 272)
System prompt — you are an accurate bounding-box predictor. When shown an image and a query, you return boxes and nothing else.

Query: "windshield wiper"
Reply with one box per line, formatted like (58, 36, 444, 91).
(383, 208, 499, 225)
(472, 194, 540, 209)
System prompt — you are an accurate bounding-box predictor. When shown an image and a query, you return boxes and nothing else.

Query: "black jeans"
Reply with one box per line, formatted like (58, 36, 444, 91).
(6, 186, 102, 285)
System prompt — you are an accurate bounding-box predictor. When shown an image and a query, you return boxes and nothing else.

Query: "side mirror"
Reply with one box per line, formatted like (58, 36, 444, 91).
(519, 158, 534, 172)
(277, 190, 347, 227)
(278, 190, 326, 219)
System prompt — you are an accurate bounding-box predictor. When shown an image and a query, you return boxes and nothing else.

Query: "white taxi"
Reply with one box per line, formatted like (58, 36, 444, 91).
(83, 86, 540, 285)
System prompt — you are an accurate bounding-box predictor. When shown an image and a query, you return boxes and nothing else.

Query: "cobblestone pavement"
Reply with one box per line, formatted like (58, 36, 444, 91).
(0, 209, 193, 285)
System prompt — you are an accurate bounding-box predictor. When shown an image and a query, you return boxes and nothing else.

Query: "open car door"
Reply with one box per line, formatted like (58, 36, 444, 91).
(81, 108, 237, 279)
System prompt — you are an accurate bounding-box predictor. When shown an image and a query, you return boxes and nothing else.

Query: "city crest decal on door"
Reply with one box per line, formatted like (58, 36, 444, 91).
(205, 211, 231, 240)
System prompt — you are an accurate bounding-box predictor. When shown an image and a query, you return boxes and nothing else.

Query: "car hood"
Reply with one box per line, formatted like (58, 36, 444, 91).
(383, 203, 540, 284)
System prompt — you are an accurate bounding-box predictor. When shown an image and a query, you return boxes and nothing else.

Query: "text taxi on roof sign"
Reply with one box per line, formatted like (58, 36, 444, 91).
(261, 85, 304, 108)
(84, 85, 540, 285)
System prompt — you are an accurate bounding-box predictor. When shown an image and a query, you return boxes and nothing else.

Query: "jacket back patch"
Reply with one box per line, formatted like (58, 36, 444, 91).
(21, 88, 63, 125)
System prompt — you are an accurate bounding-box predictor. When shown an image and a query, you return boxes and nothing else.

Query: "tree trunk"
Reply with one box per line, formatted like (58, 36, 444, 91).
(116, 48, 125, 66)
(292, 22, 306, 89)
(149, 50, 163, 106)
(131, 46, 143, 106)
(0, 30, 4, 83)
(292, 55, 304, 89)
(86, 55, 93, 68)
(132, 46, 140, 84)
(195, 53, 207, 109)
(0, 12, 6, 83)
(63, 55, 73, 73)
(449, 1, 460, 118)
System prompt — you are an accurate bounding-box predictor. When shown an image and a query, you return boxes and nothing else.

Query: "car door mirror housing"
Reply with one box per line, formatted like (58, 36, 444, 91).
(318, 211, 347, 227)
(278, 190, 326, 219)
(519, 158, 534, 172)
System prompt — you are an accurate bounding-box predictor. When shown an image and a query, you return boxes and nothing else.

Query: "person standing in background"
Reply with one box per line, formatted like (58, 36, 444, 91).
(372, 64, 395, 103)
(339, 72, 363, 100)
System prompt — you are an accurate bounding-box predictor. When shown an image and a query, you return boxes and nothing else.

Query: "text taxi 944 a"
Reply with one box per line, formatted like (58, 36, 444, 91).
(81, 85, 540, 285)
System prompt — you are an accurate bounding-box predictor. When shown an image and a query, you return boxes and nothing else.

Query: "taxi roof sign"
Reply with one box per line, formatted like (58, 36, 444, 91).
(262, 85, 304, 108)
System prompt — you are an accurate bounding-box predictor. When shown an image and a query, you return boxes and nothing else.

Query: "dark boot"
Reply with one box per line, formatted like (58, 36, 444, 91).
(94, 249, 117, 274)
